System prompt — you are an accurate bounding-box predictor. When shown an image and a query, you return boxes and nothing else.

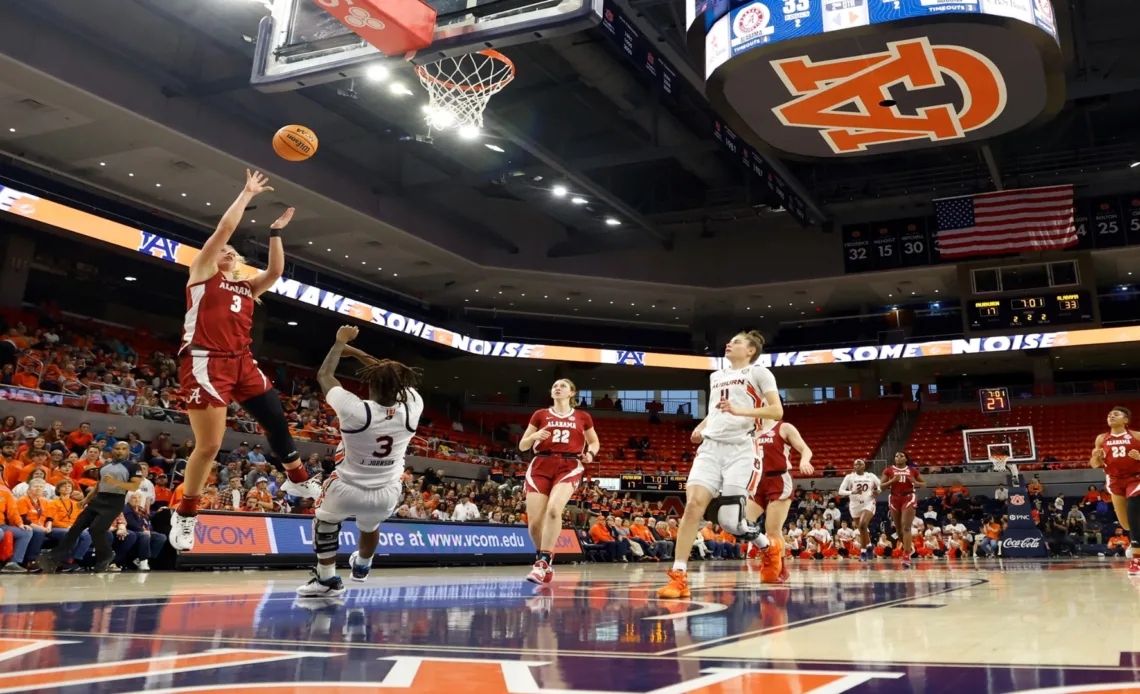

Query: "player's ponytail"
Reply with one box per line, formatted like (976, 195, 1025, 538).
(738, 330, 766, 363)
(357, 359, 423, 406)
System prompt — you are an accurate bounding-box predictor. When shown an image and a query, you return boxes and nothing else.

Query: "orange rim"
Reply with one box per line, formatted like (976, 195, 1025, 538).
(414, 49, 516, 93)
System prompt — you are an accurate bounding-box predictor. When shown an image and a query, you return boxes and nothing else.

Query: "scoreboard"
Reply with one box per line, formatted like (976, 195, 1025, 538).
(965, 290, 1094, 331)
(979, 387, 1011, 414)
(620, 474, 687, 492)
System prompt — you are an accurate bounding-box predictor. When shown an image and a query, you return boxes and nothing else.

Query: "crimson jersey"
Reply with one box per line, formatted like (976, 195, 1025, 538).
(1100, 431, 1140, 479)
(182, 271, 255, 354)
(754, 422, 791, 473)
(528, 408, 594, 456)
(886, 465, 916, 496)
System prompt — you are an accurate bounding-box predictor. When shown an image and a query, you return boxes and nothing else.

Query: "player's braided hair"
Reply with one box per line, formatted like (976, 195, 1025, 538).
(738, 330, 766, 363)
(357, 359, 423, 406)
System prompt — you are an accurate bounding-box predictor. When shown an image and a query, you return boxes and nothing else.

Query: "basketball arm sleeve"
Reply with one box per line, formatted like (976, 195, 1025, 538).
(326, 387, 369, 431)
(838, 476, 853, 497)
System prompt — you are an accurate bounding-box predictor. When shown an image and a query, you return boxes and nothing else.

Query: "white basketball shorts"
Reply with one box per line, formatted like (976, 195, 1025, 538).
(315, 473, 402, 532)
(687, 438, 760, 496)
(849, 497, 876, 518)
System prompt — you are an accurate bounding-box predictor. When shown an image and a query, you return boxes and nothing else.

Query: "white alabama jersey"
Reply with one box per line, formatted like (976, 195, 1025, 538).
(327, 386, 423, 488)
(840, 471, 880, 502)
(911, 517, 926, 535)
(701, 364, 778, 442)
(836, 527, 856, 544)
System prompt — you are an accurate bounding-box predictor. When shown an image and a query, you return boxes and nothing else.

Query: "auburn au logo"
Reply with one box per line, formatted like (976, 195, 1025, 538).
(771, 37, 1007, 154)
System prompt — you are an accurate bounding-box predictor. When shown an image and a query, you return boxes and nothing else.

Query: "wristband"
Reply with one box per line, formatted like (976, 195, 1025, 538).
(269, 228, 281, 238)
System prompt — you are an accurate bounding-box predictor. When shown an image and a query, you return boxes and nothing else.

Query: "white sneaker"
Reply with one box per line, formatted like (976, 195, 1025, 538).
(296, 570, 345, 597)
(137, 559, 150, 572)
(169, 511, 198, 551)
(281, 476, 323, 499)
(525, 560, 551, 585)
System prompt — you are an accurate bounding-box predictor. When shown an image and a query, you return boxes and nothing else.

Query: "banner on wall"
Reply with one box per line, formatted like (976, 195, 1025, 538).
(184, 512, 582, 558)
(4, 183, 1140, 371)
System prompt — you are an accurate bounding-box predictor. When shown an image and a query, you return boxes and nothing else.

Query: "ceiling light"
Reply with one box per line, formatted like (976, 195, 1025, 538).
(630, 303, 635, 306)
(746, 307, 751, 310)
(426, 108, 456, 129)
(609, 301, 613, 304)
(544, 295, 549, 298)
(181, 193, 187, 197)
(345, 254, 349, 258)
(464, 299, 469, 302)
(498, 291, 502, 294)
(475, 289, 480, 292)
(533, 176, 543, 182)
(458, 124, 480, 140)
(565, 297, 570, 300)
(393, 273, 398, 276)
(251, 220, 256, 223)
(287, 321, 298, 326)
(605, 218, 621, 226)
(361, 261, 366, 265)
(521, 293, 526, 297)
(1132, 162, 1140, 168)
(672, 306, 676, 309)
(571, 197, 587, 205)
(7, 128, 13, 133)
(128, 173, 134, 177)
(389, 82, 413, 96)
(206, 202, 211, 206)
(911, 291, 916, 295)
(155, 183, 162, 188)
(485, 144, 505, 153)
(365, 64, 390, 82)
(99, 162, 106, 167)
(588, 299, 592, 302)
(552, 185, 568, 197)
(124, 276, 137, 282)
(308, 241, 313, 245)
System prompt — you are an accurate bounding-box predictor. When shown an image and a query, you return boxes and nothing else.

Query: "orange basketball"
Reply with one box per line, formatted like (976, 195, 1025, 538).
(273, 125, 318, 162)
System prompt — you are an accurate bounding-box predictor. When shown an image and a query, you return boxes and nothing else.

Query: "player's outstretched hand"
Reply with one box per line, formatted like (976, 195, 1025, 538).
(245, 169, 274, 195)
(335, 325, 359, 344)
(271, 207, 295, 230)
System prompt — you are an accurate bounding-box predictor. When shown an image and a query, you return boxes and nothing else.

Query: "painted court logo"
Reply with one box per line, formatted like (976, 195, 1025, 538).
(771, 37, 1007, 154)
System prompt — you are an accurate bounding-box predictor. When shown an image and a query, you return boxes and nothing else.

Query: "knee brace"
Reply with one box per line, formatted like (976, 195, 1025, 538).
(313, 518, 342, 560)
(704, 495, 760, 541)
(240, 389, 300, 464)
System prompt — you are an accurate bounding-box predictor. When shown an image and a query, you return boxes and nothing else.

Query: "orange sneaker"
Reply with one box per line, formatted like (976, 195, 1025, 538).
(760, 536, 784, 583)
(658, 569, 691, 599)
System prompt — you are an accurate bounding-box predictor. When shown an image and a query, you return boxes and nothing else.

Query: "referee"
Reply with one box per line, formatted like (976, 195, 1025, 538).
(40, 441, 143, 573)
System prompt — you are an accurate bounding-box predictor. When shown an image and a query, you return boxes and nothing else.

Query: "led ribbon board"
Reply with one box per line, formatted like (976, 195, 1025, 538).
(690, 0, 1063, 158)
(3, 183, 1136, 371)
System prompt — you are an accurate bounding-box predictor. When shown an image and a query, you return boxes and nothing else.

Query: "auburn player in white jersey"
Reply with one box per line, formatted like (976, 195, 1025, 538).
(838, 459, 880, 562)
(746, 420, 813, 583)
(659, 331, 783, 599)
(297, 326, 423, 598)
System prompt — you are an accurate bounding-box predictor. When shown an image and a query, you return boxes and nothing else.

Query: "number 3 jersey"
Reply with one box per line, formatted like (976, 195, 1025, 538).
(1100, 430, 1140, 480)
(701, 364, 778, 443)
(528, 408, 594, 456)
(182, 270, 255, 354)
(327, 385, 423, 487)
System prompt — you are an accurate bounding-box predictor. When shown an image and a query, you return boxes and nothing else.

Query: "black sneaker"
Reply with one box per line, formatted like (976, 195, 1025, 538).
(296, 569, 346, 597)
(37, 553, 61, 574)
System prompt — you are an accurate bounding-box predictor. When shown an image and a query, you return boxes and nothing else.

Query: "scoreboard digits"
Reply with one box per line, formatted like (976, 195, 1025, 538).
(979, 387, 1011, 413)
(967, 290, 1094, 330)
(620, 474, 687, 492)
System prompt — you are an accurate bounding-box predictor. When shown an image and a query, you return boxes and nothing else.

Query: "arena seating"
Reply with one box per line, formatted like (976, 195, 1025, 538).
(904, 400, 1136, 469)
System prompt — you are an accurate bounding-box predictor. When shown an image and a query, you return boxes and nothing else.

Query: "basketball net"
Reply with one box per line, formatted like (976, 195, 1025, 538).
(414, 49, 515, 132)
(990, 454, 1009, 472)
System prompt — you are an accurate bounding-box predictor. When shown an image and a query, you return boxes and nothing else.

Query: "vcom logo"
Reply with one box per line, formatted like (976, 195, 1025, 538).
(771, 37, 1007, 154)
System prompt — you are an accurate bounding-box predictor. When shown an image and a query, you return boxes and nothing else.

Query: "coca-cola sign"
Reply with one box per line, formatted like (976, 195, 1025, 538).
(1002, 536, 1042, 549)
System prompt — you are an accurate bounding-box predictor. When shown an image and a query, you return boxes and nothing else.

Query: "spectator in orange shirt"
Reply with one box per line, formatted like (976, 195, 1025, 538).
(1027, 476, 1044, 501)
(153, 474, 173, 507)
(1081, 485, 1101, 506)
(64, 423, 95, 454)
(16, 450, 51, 486)
(716, 526, 742, 559)
(48, 460, 74, 487)
(11, 365, 39, 390)
(977, 516, 1002, 557)
(40, 360, 63, 392)
(17, 437, 47, 464)
(244, 478, 274, 512)
(1, 442, 22, 488)
(699, 522, 724, 559)
(589, 515, 630, 562)
(949, 483, 969, 503)
(629, 517, 663, 561)
(1107, 527, 1129, 557)
(932, 485, 947, 500)
(0, 478, 39, 572)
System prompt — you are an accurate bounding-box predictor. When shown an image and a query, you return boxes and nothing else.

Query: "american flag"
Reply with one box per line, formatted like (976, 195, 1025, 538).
(933, 185, 1076, 258)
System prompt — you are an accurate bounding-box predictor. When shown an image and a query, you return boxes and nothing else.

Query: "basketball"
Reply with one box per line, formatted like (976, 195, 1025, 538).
(272, 125, 318, 161)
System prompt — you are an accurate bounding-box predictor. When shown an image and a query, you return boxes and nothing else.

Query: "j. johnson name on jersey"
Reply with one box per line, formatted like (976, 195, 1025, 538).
(220, 281, 253, 298)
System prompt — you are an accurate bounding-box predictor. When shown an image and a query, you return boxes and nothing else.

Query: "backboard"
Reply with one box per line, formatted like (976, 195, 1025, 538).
(251, 0, 603, 92)
(962, 426, 1037, 466)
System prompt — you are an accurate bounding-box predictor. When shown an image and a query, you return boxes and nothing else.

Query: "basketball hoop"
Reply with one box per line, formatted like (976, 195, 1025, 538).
(990, 454, 1009, 472)
(414, 49, 516, 133)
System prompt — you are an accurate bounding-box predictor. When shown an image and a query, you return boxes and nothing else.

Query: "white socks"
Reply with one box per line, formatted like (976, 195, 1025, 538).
(316, 562, 336, 580)
(754, 533, 771, 549)
(672, 560, 688, 572)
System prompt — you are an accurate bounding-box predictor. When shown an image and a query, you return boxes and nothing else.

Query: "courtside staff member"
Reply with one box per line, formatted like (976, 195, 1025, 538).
(40, 441, 143, 573)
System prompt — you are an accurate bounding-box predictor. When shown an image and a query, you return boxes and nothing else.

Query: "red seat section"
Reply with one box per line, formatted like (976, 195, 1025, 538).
(904, 400, 1137, 469)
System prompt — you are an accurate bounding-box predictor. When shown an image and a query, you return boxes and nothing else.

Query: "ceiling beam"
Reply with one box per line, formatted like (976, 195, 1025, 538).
(486, 115, 673, 248)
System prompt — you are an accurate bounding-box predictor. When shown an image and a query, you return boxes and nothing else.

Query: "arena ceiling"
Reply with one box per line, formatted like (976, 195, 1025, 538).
(1, 0, 1140, 334)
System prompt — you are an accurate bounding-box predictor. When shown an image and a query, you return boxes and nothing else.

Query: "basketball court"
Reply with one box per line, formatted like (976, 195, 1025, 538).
(1, 559, 1138, 693)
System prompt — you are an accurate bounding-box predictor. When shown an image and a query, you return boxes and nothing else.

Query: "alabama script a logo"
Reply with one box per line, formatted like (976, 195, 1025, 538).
(771, 37, 1007, 154)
